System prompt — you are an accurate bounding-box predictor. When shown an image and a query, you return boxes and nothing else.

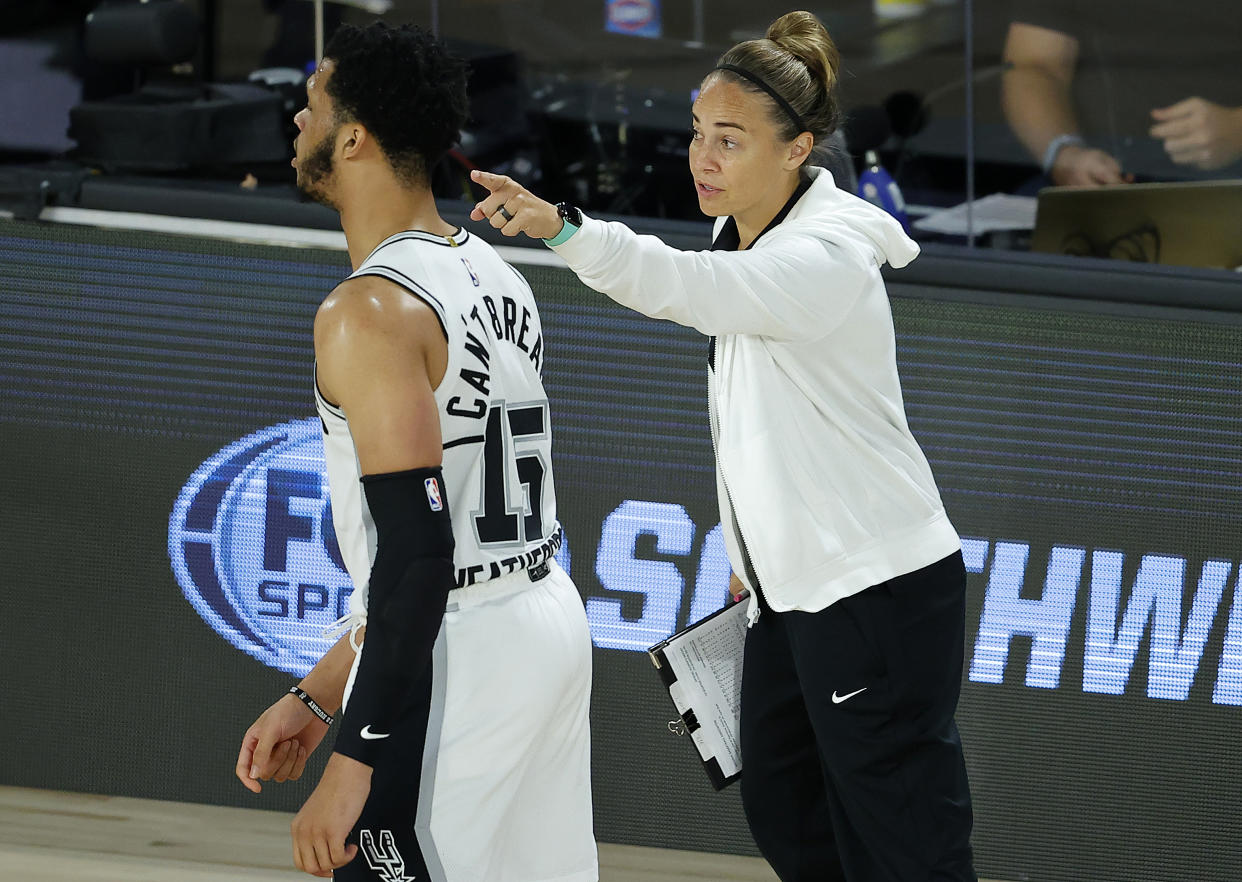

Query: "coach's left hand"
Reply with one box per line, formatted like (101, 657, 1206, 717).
(470, 169, 564, 239)
(291, 752, 370, 877)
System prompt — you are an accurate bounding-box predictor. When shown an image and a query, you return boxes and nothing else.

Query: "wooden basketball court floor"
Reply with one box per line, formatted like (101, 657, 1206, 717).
(0, 785, 780, 882)
(0, 786, 1005, 881)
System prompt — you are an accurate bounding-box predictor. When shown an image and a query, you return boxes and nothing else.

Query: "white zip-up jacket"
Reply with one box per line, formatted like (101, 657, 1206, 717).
(551, 166, 961, 616)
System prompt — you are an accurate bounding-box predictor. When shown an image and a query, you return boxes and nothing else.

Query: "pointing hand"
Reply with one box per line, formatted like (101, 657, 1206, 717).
(469, 170, 565, 240)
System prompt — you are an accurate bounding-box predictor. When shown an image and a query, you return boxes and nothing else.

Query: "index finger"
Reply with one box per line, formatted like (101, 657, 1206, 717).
(250, 729, 279, 782)
(470, 169, 512, 196)
(1150, 98, 1195, 120)
(329, 837, 358, 869)
(1149, 119, 1189, 140)
(236, 732, 262, 793)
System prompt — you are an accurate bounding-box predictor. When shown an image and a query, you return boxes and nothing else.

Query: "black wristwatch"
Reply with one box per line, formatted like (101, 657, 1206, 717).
(545, 202, 583, 246)
(555, 201, 583, 227)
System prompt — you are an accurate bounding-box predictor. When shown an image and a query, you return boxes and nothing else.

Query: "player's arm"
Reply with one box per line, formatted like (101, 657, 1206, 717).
(290, 274, 452, 877)
(296, 628, 362, 714)
(235, 630, 361, 794)
(314, 273, 452, 760)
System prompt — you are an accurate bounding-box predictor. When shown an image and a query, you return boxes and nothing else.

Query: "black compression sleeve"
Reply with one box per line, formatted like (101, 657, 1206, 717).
(334, 466, 455, 766)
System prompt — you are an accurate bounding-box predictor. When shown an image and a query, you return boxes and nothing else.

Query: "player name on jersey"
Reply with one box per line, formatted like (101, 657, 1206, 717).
(447, 292, 544, 420)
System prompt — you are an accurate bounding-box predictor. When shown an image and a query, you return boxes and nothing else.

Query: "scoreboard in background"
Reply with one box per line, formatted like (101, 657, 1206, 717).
(2, 217, 1241, 882)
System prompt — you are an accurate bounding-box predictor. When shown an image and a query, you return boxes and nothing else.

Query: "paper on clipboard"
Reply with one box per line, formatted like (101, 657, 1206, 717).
(648, 593, 750, 789)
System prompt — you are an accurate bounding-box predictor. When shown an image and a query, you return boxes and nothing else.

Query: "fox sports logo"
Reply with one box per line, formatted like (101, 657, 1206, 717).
(168, 419, 352, 677)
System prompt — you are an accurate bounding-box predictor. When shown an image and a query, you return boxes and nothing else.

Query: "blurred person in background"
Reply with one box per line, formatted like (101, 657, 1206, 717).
(1002, 0, 1242, 186)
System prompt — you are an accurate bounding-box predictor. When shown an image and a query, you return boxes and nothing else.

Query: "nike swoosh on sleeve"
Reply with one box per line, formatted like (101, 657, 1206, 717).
(831, 687, 868, 704)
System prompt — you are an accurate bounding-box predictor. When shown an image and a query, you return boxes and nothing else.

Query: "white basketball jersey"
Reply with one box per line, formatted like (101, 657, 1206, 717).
(315, 227, 561, 622)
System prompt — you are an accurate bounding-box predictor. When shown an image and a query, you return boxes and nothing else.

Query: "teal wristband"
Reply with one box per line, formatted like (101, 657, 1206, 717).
(543, 218, 580, 247)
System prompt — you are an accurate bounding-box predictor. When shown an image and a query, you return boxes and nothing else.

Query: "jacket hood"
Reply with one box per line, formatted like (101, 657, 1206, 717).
(712, 165, 920, 269)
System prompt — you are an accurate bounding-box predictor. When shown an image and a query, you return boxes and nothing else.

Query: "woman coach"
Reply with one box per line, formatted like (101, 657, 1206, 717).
(470, 10, 976, 881)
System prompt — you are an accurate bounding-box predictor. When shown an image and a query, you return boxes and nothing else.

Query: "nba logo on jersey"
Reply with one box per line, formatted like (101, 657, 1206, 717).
(460, 257, 480, 287)
(425, 476, 443, 511)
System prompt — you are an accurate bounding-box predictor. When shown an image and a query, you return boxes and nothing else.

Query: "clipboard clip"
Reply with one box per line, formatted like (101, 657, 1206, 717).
(668, 709, 700, 736)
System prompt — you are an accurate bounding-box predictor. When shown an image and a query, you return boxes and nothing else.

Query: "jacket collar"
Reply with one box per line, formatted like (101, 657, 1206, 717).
(708, 165, 919, 269)
(710, 171, 819, 252)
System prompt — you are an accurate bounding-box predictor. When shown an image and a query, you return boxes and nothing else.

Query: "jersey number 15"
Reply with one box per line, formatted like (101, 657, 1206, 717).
(474, 401, 549, 546)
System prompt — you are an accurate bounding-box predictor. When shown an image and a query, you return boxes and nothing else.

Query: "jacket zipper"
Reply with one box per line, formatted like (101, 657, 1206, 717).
(708, 336, 762, 627)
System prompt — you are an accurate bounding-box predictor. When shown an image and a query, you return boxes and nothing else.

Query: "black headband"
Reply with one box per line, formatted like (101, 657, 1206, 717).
(714, 63, 810, 135)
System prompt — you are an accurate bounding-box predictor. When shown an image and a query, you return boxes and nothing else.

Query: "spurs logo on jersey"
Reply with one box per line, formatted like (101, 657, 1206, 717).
(360, 829, 416, 882)
(316, 228, 562, 620)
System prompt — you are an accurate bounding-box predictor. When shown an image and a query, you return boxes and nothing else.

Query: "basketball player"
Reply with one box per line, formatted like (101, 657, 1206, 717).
(231, 23, 596, 882)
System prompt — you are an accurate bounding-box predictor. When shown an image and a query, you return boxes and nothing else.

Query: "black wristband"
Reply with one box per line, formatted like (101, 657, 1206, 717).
(288, 686, 334, 726)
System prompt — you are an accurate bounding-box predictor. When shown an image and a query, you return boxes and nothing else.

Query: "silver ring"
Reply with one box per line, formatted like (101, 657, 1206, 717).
(497, 205, 514, 222)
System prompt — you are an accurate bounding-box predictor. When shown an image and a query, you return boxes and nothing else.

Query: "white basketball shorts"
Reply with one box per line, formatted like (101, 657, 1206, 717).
(337, 559, 597, 882)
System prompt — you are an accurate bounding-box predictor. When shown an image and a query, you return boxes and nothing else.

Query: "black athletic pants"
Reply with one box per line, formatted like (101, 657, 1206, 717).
(739, 551, 976, 882)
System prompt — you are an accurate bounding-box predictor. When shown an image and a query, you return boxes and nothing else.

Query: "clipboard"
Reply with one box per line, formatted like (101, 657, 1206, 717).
(648, 592, 750, 790)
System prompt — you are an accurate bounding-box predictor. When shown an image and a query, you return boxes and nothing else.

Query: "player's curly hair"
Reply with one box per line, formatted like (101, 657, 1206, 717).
(322, 22, 469, 187)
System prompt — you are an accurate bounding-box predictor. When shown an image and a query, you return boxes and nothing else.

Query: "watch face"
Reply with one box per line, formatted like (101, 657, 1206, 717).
(557, 202, 582, 226)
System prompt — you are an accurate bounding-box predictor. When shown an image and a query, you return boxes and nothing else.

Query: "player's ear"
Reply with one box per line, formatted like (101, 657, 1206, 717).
(341, 124, 365, 159)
